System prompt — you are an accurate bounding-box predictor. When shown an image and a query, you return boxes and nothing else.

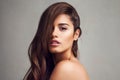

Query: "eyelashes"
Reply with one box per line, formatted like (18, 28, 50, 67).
(59, 26, 67, 31)
(52, 24, 68, 32)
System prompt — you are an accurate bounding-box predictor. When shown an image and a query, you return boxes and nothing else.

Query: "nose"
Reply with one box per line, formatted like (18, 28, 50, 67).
(52, 27, 58, 38)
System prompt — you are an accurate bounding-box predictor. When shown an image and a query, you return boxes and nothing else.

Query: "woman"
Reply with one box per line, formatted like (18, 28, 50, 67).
(24, 2, 89, 80)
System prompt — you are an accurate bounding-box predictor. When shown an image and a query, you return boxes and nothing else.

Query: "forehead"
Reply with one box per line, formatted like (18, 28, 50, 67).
(54, 14, 73, 26)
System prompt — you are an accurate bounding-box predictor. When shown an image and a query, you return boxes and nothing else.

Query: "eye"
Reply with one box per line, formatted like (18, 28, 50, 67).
(59, 26, 67, 31)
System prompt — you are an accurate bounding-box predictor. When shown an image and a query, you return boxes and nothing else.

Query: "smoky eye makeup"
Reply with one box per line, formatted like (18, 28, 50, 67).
(58, 23, 69, 31)
(59, 25, 67, 31)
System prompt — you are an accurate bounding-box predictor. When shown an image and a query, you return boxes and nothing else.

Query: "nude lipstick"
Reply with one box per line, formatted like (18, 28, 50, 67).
(49, 40, 60, 47)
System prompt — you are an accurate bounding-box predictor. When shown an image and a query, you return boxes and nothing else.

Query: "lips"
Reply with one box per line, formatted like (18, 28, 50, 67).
(49, 40, 60, 46)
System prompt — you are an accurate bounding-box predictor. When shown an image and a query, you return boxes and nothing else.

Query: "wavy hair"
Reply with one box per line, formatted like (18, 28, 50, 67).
(24, 2, 82, 80)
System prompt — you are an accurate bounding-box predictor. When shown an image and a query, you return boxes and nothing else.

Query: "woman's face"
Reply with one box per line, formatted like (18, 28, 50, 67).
(49, 14, 79, 54)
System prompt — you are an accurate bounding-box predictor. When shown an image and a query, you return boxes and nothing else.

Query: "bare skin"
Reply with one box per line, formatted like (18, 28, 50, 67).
(50, 57, 89, 80)
(49, 14, 89, 80)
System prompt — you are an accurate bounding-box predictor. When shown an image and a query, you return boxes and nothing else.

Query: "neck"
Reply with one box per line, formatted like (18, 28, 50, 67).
(52, 51, 75, 65)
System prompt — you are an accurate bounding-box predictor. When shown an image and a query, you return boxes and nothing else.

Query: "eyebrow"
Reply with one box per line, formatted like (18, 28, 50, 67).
(58, 23, 69, 26)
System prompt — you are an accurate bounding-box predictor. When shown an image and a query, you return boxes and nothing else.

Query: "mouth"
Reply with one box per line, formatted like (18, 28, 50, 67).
(49, 40, 60, 46)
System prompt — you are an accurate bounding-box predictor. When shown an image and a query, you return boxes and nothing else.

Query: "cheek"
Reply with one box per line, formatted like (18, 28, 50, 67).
(62, 32, 74, 44)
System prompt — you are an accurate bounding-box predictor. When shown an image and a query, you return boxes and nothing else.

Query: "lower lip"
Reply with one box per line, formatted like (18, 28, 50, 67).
(49, 43, 60, 47)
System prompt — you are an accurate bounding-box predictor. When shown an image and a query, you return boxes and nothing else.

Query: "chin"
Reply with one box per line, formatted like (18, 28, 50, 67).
(49, 49, 61, 54)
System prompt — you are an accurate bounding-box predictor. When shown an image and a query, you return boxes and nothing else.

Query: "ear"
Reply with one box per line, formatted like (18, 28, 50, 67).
(73, 29, 80, 41)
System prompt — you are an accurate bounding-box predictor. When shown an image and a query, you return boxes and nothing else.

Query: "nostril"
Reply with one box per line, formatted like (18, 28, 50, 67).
(52, 31, 58, 38)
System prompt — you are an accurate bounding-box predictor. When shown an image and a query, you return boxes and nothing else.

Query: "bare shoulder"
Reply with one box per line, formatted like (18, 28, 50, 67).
(50, 60, 89, 80)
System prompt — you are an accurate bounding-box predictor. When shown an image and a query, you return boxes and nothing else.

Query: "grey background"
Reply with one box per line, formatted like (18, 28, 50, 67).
(0, 0, 120, 80)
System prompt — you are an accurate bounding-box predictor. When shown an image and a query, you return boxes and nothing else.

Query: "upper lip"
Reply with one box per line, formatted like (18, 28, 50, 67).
(50, 40, 60, 44)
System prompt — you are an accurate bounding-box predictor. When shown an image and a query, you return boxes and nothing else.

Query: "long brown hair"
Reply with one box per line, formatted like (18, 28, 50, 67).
(24, 2, 82, 80)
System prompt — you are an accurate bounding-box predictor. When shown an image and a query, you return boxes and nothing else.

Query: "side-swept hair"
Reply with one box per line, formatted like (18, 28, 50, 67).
(24, 2, 82, 80)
